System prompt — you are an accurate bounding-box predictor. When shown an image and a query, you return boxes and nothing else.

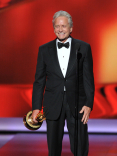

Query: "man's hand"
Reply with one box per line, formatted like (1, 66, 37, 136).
(79, 106, 91, 124)
(32, 109, 40, 123)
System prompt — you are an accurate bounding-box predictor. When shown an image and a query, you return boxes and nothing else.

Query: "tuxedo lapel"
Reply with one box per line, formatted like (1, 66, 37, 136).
(66, 38, 76, 77)
(48, 39, 64, 78)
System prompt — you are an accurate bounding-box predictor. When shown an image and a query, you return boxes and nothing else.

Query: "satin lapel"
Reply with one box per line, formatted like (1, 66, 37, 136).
(66, 38, 76, 77)
(48, 39, 64, 78)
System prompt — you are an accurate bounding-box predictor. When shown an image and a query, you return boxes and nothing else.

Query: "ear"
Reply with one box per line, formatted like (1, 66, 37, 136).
(54, 27, 56, 33)
(70, 27, 73, 33)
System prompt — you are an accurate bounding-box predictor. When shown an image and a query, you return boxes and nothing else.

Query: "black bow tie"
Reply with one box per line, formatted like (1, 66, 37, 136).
(58, 42, 69, 49)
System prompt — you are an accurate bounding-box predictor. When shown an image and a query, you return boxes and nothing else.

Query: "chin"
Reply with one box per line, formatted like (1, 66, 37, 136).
(57, 37, 67, 42)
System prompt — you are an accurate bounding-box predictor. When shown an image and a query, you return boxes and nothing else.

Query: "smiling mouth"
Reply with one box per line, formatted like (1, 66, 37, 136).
(58, 32, 65, 35)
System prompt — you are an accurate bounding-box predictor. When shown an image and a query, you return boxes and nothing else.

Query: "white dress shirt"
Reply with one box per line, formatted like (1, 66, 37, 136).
(56, 37, 72, 77)
(56, 37, 72, 91)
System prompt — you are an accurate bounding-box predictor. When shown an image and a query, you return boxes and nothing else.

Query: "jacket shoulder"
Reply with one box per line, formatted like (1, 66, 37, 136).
(39, 39, 56, 49)
(73, 38, 90, 47)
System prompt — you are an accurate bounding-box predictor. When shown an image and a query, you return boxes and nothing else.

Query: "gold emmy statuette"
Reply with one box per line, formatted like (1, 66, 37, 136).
(23, 111, 46, 130)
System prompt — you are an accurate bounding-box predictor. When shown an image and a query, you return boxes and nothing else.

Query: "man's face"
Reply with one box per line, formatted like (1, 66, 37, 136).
(54, 16, 73, 43)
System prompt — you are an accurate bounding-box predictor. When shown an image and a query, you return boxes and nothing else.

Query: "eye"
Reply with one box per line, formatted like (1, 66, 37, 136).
(55, 25, 59, 29)
(62, 25, 66, 28)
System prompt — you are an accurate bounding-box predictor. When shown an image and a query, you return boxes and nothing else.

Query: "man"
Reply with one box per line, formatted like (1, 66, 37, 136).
(32, 10, 94, 156)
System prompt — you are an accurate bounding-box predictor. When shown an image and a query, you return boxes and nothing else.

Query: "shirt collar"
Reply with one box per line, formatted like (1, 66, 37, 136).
(56, 37, 72, 47)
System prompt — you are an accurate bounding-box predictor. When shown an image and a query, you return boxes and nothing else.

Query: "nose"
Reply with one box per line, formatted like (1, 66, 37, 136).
(59, 26, 63, 32)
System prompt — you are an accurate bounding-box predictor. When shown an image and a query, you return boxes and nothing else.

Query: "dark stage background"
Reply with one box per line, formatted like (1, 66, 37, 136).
(0, 0, 117, 118)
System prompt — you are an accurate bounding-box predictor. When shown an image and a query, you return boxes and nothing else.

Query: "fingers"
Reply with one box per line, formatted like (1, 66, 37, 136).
(80, 106, 91, 124)
(32, 109, 40, 123)
(79, 107, 84, 114)
(82, 114, 89, 124)
(32, 116, 38, 123)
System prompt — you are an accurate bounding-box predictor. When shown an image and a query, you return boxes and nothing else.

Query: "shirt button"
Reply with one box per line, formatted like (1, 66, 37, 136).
(63, 68, 64, 70)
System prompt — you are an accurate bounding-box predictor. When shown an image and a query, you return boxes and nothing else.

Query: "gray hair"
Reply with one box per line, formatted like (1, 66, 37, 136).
(52, 10, 73, 28)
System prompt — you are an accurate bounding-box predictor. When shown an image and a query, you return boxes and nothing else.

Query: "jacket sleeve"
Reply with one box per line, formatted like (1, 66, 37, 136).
(32, 47, 46, 111)
(83, 44, 95, 110)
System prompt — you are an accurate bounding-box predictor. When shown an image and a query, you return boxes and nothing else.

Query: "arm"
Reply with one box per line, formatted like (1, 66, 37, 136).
(80, 44, 95, 124)
(32, 47, 46, 122)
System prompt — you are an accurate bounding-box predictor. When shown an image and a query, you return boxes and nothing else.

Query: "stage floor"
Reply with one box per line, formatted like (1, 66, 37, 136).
(0, 133, 117, 156)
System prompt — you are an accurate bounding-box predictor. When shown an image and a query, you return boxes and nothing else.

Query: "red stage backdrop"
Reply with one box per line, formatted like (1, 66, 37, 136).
(0, 0, 117, 118)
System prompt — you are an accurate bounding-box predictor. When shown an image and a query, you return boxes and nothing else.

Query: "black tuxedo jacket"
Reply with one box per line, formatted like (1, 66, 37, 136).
(32, 37, 95, 120)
